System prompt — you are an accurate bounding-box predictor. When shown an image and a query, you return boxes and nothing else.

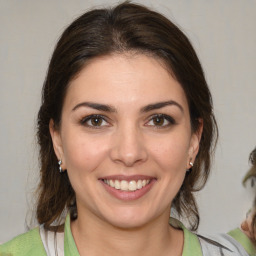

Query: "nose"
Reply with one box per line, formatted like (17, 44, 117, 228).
(109, 124, 148, 167)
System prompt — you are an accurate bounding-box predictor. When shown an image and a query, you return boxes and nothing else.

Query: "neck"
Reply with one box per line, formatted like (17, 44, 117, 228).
(71, 209, 183, 256)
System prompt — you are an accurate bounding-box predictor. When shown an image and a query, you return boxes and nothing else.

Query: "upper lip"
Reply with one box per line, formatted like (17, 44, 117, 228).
(99, 175, 156, 182)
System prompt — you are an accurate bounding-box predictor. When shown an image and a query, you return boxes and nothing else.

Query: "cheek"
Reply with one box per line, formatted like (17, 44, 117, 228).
(62, 132, 109, 173)
(149, 133, 190, 172)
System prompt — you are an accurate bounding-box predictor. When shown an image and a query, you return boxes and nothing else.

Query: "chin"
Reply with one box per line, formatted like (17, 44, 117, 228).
(103, 208, 152, 230)
(109, 218, 148, 230)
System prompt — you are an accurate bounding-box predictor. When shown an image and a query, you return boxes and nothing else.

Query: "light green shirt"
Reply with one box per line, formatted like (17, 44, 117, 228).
(0, 227, 45, 255)
(228, 228, 256, 256)
(0, 216, 205, 256)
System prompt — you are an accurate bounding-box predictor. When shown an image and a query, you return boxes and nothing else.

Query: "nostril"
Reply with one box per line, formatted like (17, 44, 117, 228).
(109, 129, 148, 166)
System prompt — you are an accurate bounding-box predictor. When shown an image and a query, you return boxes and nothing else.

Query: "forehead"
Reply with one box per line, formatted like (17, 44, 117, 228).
(64, 54, 189, 111)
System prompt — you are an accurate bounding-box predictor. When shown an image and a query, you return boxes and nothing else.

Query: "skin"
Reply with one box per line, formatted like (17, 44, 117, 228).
(50, 54, 202, 256)
(241, 208, 256, 243)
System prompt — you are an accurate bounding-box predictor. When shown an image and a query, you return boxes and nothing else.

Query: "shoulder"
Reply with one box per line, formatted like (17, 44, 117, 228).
(198, 233, 250, 256)
(0, 227, 46, 256)
(170, 218, 250, 256)
(228, 228, 256, 256)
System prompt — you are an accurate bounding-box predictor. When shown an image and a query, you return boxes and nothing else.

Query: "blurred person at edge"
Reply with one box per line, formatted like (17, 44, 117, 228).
(228, 147, 256, 256)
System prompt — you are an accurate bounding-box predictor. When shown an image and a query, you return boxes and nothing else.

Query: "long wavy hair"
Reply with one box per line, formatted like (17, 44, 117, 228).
(36, 1, 218, 231)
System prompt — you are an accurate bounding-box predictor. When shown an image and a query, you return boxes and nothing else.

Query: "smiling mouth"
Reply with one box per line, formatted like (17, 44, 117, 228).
(102, 179, 151, 192)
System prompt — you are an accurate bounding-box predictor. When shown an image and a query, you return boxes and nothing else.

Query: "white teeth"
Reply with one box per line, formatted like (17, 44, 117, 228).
(137, 180, 142, 189)
(114, 180, 120, 190)
(120, 180, 129, 191)
(128, 180, 137, 191)
(104, 179, 151, 191)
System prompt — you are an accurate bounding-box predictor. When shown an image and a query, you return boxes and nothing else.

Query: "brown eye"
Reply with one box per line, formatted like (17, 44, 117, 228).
(91, 117, 103, 126)
(152, 116, 165, 126)
(146, 114, 176, 128)
(81, 115, 108, 128)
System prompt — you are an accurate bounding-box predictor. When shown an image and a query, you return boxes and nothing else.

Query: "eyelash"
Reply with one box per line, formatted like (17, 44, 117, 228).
(80, 114, 109, 128)
(80, 114, 176, 129)
(146, 114, 176, 128)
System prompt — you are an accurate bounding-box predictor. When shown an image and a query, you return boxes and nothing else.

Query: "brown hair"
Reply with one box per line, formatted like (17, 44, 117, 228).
(243, 147, 256, 186)
(36, 1, 218, 231)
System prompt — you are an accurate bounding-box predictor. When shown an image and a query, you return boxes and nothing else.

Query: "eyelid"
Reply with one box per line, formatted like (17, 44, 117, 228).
(80, 114, 110, 128)
(145, 114, 176, 127)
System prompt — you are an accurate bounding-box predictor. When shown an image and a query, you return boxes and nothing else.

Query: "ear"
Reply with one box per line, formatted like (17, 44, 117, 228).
(49, 119, 66, 170)
(187, 119, 203, 168)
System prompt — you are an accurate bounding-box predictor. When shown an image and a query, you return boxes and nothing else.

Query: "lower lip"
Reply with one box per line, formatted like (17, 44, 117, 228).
(100, 179, 156, 201)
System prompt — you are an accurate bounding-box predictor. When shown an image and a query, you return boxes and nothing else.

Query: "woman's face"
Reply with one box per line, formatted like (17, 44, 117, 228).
(50, 54, 201, 229)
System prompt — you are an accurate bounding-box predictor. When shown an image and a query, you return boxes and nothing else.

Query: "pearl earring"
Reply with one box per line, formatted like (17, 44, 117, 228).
(186, 160, 193, 172)
(58, 160, 63, 173)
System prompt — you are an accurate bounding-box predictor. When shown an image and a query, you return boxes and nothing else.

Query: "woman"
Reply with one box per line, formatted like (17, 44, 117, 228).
(0, 2, 248, 255)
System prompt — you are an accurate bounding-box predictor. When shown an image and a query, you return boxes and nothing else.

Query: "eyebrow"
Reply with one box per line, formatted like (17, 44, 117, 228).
(72, 100, 183, 113)
(72, 102, 116, 112)
(140, 100, 184, 113)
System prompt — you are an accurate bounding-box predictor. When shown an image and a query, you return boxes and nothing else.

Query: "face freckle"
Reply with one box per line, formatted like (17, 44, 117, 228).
(50, 53, 201, 229)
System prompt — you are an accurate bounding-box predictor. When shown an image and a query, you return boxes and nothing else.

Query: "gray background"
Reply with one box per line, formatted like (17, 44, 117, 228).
(0, 0, 256, 242)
